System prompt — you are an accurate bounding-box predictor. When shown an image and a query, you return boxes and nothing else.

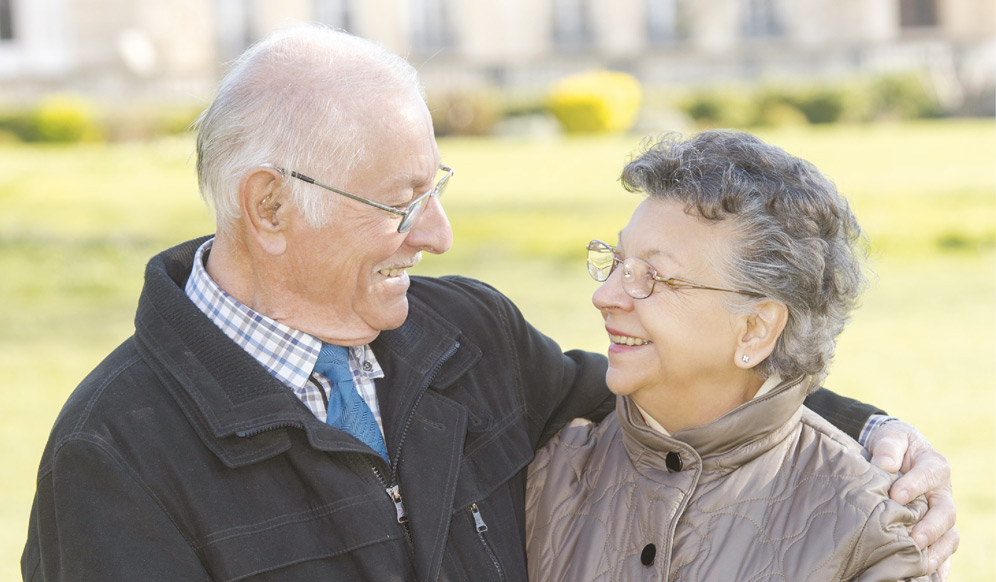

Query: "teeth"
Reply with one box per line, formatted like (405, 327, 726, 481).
(609, 334, 651, 346)
(379, 254, 420, 278)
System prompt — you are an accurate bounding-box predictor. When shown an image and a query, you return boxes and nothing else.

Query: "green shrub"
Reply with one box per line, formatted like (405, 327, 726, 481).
(0, 108, 41, 141)
(795, 87, 848, 124)
(684, 93, 725, 124)
(679, 87, 755, 128)
(427, 89, 502, 136)
(677, 73, 946, 129)
(750, 87, 807, 127)
(103, 103, 202, 141)
(0, 98, 202, 143)
(750, 84, 847, 124)
(755, 100, 808, 127)
(156, 106, 202, 135)
(34, 94, 104, 142)
(864, 73, 943, 121)
(547, 70, 642, 134)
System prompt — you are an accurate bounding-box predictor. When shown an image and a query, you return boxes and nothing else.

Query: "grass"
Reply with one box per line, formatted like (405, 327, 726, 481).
(2, 119, 993, 579)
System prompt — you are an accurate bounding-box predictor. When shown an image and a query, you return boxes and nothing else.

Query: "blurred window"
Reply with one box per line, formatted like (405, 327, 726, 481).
(216, 0, 256, 60)
(315, 0, 353, 31)
(411, 0, 453, 50)
(647, 0, 690, 44)
(900, 0, 939, 27)
(553, 0, 593, 49)
(0, 0, 13, 41)
(741, 0, 784, 38)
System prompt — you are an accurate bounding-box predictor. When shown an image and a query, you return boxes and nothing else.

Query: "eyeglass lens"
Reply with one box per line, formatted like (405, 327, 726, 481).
(586, 241, 655, 299)
(398, 168, 452, 233)
(586, 243, 616, 281)
(621, 260, 655, 299)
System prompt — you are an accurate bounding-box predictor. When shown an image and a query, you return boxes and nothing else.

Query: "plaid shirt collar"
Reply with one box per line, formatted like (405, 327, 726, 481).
(184, 238, 383, 400)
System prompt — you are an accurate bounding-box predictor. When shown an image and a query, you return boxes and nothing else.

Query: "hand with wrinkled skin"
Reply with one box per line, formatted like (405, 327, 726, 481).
(866, 419, 959, 579)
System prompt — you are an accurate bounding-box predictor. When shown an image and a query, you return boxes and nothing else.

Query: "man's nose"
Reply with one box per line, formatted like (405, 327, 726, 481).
(405, 196, 453, 254)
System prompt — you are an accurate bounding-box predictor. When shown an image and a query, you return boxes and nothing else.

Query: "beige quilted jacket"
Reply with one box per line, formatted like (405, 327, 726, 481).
(526, 376, 929, 581)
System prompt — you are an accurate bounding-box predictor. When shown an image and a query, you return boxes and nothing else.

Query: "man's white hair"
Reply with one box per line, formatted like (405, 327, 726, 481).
(195, 23, 424, 233)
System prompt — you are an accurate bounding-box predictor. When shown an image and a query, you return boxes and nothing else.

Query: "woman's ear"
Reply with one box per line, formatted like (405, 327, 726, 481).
(735, 299, 788, 369)
(240, 166, 288, 255)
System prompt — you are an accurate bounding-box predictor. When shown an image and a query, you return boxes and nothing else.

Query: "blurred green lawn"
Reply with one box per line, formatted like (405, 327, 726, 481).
(2, 119, 993, 579)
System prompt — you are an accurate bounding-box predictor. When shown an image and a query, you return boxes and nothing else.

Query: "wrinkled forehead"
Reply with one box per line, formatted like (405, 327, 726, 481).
(618, 198, 737, 272)
(320, 88, 438, 173)
(341, 95, 440, 185)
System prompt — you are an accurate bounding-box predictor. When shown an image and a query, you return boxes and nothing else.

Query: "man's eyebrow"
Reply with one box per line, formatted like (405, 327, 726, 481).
(401, 169, 434, 192)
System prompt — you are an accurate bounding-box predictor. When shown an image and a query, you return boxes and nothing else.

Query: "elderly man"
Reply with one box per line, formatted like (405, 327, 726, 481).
(22, 24, 955, 581)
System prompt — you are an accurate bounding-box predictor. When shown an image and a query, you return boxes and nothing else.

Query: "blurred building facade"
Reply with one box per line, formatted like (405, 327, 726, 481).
(0, 0, 992, 114)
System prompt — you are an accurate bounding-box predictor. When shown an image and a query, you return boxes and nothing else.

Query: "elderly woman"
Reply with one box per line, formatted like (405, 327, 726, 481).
(526, 130, 931, 581)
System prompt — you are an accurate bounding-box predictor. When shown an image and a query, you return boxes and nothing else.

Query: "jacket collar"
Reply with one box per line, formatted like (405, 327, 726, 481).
(133, 237, 479, 469)
(371, 287, 481, 464)
(370, 280, 483, 582)
(618, 375, 815, 472)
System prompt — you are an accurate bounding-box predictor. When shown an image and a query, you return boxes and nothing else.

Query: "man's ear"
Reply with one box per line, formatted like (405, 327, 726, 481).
(734, 299, 789, 369)
(240, 167, 288, 256)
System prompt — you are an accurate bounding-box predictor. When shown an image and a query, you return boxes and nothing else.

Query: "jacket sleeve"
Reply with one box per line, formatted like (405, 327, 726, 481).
(803, 387, 887, 442)
(481, 280, 613, 449)
(535, 348, 614, 447)
(843, 496, 930, 581)
(22, 438, 210, 582)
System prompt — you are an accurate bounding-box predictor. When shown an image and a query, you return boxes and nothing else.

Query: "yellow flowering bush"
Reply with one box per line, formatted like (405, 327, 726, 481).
(547, 70, 642, 134)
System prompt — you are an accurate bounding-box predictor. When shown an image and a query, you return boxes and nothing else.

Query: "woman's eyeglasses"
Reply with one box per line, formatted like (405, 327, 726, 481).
(586, 239, 763, 300)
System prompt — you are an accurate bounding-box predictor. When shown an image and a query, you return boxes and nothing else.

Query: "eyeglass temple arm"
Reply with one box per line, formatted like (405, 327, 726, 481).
(661, 277, 764, 297)
(287, 170, 407, 217)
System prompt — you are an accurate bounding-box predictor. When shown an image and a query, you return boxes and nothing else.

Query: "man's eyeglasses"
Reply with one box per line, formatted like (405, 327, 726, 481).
(586, 239, 763, 300)
(273, 164, 453, 233)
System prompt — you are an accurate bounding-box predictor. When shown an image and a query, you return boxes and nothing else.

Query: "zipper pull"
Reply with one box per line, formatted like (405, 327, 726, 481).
(387, 484, 408, 524)
(470, 503, 488, 533)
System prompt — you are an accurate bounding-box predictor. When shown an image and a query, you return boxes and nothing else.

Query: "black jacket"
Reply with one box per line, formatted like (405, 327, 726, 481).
(22, 237, 881, 581)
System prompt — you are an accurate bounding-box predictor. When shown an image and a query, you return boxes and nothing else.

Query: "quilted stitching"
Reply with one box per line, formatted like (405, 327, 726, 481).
(526, 383, 929, 582)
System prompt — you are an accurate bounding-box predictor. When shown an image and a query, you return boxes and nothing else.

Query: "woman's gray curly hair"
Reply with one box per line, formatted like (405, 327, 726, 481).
(620, 130, 869, 383)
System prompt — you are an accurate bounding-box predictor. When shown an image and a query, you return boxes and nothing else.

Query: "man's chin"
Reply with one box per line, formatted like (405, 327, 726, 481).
(372, 297, 410, 331)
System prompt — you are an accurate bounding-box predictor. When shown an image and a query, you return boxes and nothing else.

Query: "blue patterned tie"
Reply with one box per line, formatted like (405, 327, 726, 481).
(313, 343, 388, 461)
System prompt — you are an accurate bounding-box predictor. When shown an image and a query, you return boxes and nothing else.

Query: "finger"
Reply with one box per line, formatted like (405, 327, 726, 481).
(868, 433, 906, 474)
(909, 489, 956, 547)
(924, 526, 959, 575)
(866, 421, 911, 474)
(889, 453, 951, 506)
(934, 556, 952, 581)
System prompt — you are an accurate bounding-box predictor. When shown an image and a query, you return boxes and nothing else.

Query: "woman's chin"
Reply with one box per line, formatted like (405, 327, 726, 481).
(605, 371, 638, 397)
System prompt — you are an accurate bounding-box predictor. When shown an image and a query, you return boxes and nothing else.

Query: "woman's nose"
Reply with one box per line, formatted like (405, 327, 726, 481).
(592, 267, 631, 312)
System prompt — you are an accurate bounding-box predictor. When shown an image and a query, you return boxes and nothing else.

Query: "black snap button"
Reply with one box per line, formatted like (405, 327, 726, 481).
(665, 451, 682, 472)
(641, 543, 656, 565)
(362, 361, 373, 372)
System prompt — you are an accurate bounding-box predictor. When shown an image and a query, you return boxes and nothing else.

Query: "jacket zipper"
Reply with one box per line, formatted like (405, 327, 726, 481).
(370, 464, 414, 555)
(470, 503, 505, 581)
(237, 424, 414, 547)
(236, 344, 461, 565)
(372, 465, 409, 523)
(371, 343, 460, 555)
(235, 422, 304, 438)
(388, 343, 459, 473)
